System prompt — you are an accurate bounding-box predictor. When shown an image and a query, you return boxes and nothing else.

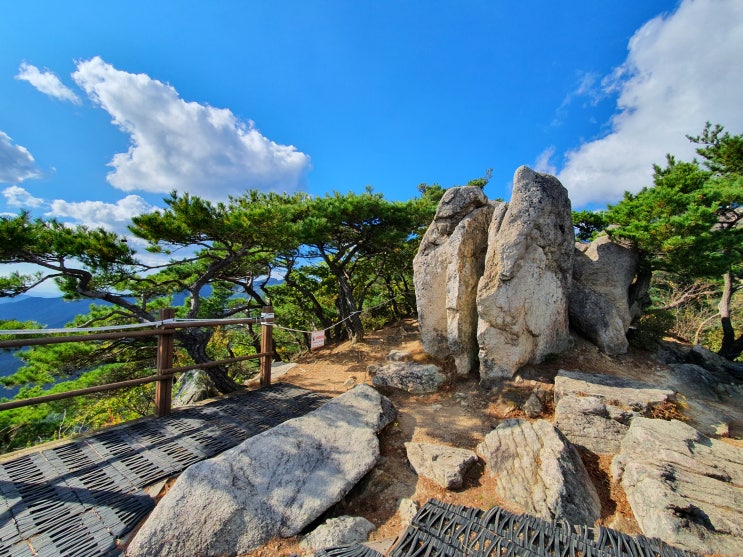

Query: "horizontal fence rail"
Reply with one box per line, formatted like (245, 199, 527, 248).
(0, 306, 274, 417)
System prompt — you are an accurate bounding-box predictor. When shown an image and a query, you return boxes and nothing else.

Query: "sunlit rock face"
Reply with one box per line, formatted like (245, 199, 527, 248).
(477, 166, 574, 384)
(413, 186, 494, 376)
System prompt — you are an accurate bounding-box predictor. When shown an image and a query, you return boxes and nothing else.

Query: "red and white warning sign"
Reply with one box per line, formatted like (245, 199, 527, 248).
(310, 330, 325, 350)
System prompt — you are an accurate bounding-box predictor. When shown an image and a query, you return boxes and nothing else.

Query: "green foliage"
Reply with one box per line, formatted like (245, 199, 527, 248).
(606, 126, 742, 280)
(466, 168, 493, 189)
(628, 309, 676, 351)
(572, 210, 609, 242)
(605, 122, 742, 359)
(0, 182, 444, 451)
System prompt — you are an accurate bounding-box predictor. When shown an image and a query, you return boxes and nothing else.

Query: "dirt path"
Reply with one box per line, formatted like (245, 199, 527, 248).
(244, 319, 741, 556)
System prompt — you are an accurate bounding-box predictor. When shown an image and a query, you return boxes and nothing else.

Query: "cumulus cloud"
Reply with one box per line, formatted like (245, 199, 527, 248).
(3, 185, 45, 208)
(534, 146, 557, 175)
(15, 62, 81, 104)
(71, 57, 311, 201)
(46, 194, 157, 235)
(0, 131, 43, 184)
(557, 0, 743, 208)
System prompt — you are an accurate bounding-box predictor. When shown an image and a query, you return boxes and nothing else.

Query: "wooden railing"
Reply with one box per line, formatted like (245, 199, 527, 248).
(0, 306, 274, 417)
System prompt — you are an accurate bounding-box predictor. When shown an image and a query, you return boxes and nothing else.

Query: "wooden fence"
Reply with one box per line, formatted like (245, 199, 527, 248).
(0, 306, 274, 417)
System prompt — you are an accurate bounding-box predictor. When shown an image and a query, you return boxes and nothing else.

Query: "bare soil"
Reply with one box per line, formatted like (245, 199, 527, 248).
(241, 318, 710, 556)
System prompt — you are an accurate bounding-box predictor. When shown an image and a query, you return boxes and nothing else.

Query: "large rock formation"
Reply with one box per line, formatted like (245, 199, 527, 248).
(127, 385, 395, 557)
(612, 417, 743, 555)
(413, 186, 494, 375)
(477, 167, 574, 383)
(477, 419, 601, 526)
(569, 236, 638, 355)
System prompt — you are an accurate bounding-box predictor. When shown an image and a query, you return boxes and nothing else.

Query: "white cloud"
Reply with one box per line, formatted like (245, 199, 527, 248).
(3, 185, 45, 208)
(15, 62, 81, 104)
(46, 195, 157, 235)
(557, 0, 743, 208)
(0, 131, 43, 184)
(534, 146, 557, 175)
(71, 57, 311, 201)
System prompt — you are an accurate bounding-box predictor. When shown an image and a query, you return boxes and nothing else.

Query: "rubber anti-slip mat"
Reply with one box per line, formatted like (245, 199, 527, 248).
(0, 383, 328, 557)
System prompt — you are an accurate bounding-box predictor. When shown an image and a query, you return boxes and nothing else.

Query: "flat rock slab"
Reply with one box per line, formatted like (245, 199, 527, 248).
(554, 395, 629, 454)
(405, 442, 479, 489)
(477, 419, 600, 526)
(127, 385, 395, 557)
(372, 362, 445, 394)
(612, 417, 743, 555)
(555, 369, 674, 412)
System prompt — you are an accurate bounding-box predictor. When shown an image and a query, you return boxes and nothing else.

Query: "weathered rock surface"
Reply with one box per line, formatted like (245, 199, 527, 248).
(554, 395, 629, 454)
(398, 498, 419, 528)
(387, 349, 411, 361)
(663, 363, 737, 437)
(300, 516, 375, 553)
(372, 362, 445, 394)
(477, 419, 600, 525)
(405, 442, 479, 489)
(667, 363, 723, 402)
(173, 369, 218, 406)
(554, 369, 674, 412)
(127, 385, 395, 557)
(612, 417, 743, 555)
(414, 186, 494, 375)
(522, 390, 544, 418)
(477, 167, 574, 383)
(657, 341, 740, 375)
(569, 236, 638, 355)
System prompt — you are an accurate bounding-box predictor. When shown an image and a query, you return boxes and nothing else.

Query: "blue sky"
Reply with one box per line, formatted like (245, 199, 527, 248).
(1, 1, 742, 240)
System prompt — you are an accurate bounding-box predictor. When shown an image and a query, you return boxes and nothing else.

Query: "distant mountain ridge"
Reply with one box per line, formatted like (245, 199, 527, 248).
(0, 296, 108, 329)
(0, 284, 282, 390)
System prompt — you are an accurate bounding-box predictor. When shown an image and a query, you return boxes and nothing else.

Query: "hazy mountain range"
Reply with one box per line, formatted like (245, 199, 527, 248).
(0, 285, 281, 396)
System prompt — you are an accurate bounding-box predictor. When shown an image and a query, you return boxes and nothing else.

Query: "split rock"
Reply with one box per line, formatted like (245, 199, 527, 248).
(477, 419, 600, 526)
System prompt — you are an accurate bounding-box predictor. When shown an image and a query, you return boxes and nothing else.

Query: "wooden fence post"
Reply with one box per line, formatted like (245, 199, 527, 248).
(155, 308, 175, 417)
(260, 305, 274, 387)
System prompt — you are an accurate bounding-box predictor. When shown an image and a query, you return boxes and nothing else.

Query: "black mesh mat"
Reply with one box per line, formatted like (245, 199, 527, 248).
(0, 383, 328, 557)
(389, 499, 701, 557)
(316, 544, 385, 557)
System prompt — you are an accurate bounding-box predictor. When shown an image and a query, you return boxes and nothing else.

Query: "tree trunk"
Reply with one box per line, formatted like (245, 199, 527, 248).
(176, 328, 241, 393)
(335, 272, 364, 342)
(718, 271, 743, 361)
(628, 265, 653, 323)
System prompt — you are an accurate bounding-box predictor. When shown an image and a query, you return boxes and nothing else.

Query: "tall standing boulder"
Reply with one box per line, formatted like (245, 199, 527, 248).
(414, 186, 495, 375)
(569, 236, 638, 355)
(477, 167, 574, 383)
